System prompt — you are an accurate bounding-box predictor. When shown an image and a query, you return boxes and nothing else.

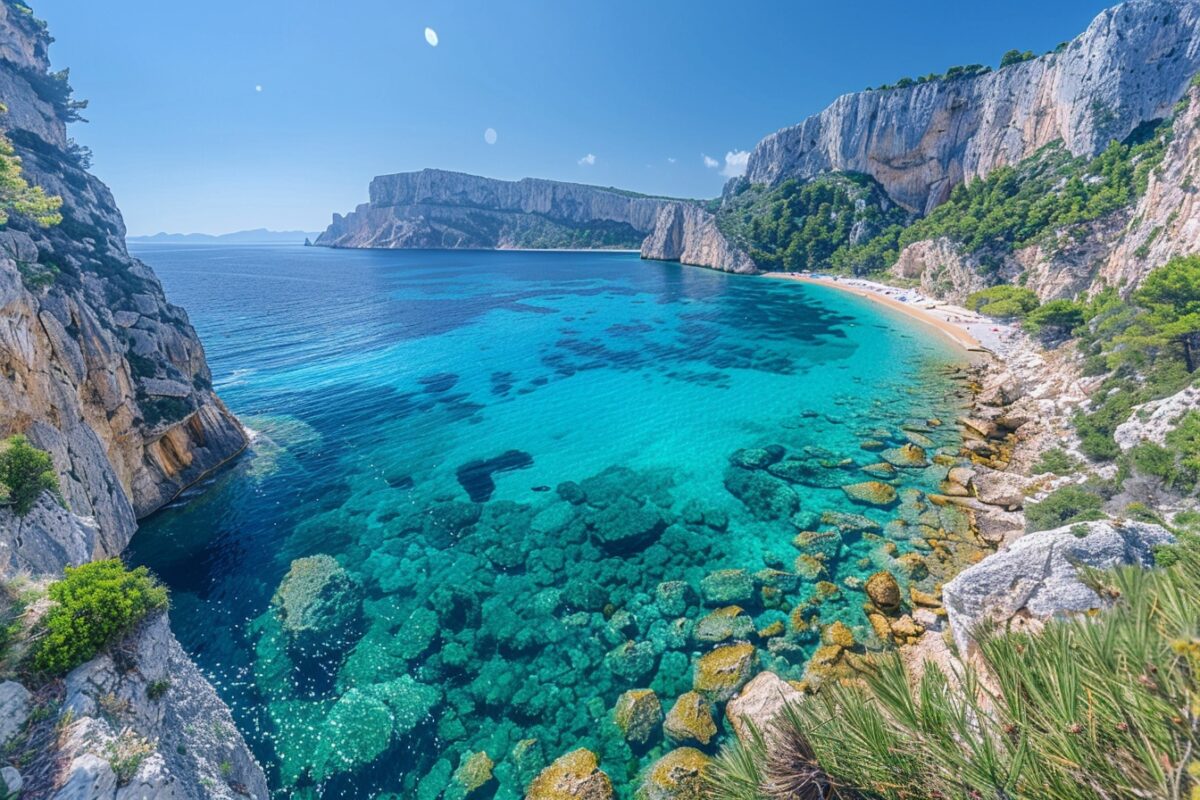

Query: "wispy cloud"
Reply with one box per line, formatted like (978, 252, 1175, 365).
(702, 154, 719, 169)
(720, 150, 750, 178)
(578, 153, 596, 166)
(667, 157, 677, 164)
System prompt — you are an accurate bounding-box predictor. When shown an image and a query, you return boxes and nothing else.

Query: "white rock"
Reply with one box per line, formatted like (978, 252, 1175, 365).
(1114, 386, 1200, 452)
(943, 520, 1173, 655)
(724, 671, 802, 745)
(0, 680, 31, 746)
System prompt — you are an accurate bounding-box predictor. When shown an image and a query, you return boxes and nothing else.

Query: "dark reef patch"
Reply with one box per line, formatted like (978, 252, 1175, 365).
(456, 449, 535, 502)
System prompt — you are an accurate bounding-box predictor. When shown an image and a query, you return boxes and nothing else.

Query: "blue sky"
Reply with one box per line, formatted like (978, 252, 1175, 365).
(32, 0, 1113, 235)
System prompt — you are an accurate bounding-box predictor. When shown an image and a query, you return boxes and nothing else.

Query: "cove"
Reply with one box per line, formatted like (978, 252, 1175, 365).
(127, 244, 975, 799)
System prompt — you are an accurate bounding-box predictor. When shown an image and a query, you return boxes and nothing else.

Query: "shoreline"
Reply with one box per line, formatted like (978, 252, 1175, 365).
(762, 272, 1020, 356)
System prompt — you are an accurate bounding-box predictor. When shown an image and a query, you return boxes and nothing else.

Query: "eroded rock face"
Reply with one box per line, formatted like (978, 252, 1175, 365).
(54, 613, 269, 799)
(1114, 386, 1200, 452)
(639, 203, 756, 274)
(0, 5, 245, 567)
(316, 169, 669, 250)
(943, 519, 1173, 654)
(744, 0, 1200, 214)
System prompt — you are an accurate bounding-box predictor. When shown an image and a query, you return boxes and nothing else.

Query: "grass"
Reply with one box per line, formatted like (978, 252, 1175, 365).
(706, 544, 1200, 800)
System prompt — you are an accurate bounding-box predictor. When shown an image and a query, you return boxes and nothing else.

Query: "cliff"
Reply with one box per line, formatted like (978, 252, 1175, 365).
(0, 1, 246, 570)
(639, 203, 756, 273)
(744, 0, 1200, 215)
(316, 168, 673, 250)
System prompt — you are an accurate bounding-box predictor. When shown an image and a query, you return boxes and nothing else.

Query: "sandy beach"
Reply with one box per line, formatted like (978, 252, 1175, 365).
(764, 272, 1021, 357)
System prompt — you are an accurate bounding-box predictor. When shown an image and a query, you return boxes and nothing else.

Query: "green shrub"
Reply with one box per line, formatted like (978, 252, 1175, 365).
(0, 434, 60, 516)
(32, 559, 168, 675)
(1030, 447, 1079, 475)
(1024, 299, 1085, 339)
(965, 285, 1040, 319)
(1025, 484, 1105, 531)
(1166, 410, 1200, 474)
(712, 549, 1200, 800)
(0, 127, 62, 228)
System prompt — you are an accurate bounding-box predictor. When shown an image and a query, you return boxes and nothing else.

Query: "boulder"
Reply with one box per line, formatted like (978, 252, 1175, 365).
(972, 467, 1026, 509)
(694, 606, 755, 644)
(724, 671, 803, 745)
(447, 751, 495, 799)
(655, 581, 697, 617)
(819, 511, 881, 534)
(881, 443, 928, 468)
(271, 554, 363, 650)
(693, 642, 756, 701)
(638, 748, 711, 800)
(723, 467, 799, 520)
(729, 446, 786, 470)
(0, 681, 32, 746)
(605, 641, 659, 683)
(613, 690, 663, 746)
(840, 481, 899, 508)
(527, 749, 613, 800)
(587, 499, 668, 554)
(865, 571, 902, 612)
(699, 569, 754, 605)
(943, 520, 1174, 654)
(663, 692, 717, 746)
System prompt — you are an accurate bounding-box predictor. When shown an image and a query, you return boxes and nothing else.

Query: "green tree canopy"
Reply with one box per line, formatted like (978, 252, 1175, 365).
(0, 129, 62, 228)
(1130, 255, 1200, 371)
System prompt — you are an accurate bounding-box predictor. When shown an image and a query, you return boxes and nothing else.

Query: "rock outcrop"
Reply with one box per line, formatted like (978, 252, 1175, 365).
(0, 2, 246, 568)
(316, 168, 672, 250)
(942, 519, 1173, 655)
(744, 0, 1200, 215)
(639, 203, 755, 274)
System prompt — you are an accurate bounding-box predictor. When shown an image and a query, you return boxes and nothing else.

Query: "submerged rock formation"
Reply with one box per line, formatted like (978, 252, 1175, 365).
(316, 168, 672, 250)
(0, 2, 245, 568)
(745, 0, 1200, 214)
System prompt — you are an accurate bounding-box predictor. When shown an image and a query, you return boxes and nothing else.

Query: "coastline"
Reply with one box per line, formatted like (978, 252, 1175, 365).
(763, 272, 1019, 356)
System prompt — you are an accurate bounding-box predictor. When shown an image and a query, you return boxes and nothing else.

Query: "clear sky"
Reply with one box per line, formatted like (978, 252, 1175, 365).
(31, 0, 1113, 235)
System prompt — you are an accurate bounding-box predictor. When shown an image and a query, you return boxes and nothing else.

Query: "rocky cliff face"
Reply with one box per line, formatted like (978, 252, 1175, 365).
(639, 203, 756, 273)
(0, 2, 246, 570)
(317, 168, 672, 250)
(745, 0, 1200, 215)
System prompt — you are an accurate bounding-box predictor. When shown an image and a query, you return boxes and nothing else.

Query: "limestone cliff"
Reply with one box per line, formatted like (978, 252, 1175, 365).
(317, 168, 673, 250)
(0, 1, 246, 570)
(744, 0, 1200, 215)
(639, 203, 756, 274)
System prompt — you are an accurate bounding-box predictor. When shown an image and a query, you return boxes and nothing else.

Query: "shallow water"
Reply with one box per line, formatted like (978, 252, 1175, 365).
(128, 244, 971, 798)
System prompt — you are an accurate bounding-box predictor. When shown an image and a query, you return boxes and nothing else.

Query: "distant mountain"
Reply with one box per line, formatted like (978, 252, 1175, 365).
(128, 228, 320, 244)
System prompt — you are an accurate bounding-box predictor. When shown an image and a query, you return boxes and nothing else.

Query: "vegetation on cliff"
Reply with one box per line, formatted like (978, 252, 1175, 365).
(0, 434, 60, 516)
(706, 544, 1200, 800)
(0, 108, 61, 228)
(32, 559, 168, 675)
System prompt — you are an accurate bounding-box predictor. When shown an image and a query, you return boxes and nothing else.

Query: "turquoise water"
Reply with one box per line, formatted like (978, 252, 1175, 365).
(127, 245, 972, 798)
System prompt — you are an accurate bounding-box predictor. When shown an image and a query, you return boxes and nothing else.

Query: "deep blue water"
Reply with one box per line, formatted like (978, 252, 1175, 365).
(127, 244, 971, 798)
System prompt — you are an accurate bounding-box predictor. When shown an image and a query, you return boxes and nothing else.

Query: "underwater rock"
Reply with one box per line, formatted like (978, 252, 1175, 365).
(562, 580, 608, 612)
(792, 529, 843, 560)
(606, 640, 660, 683)
(680, 499, 728, 531)
(312, 688, 394, 781)
(424, 501, 483, 545)
(447, 751, 495, 799)
(639, 748, 711, 800)
(417, 759, 454, 800)
(723, 467, 799, 521)
(861, 462, 898, 479)
(272, 554, 363, 652)
(613, 689, 664, 746)
(456, 449, 534, 502)
(694, 606, 755, 644)
(724, 671, 803, 746)
(823, 621, 856, 649)
(557, 481, 587, 505)
(865, 572, 902, 613)
(699, 569, 754, 606)
(819, 511, 881, 534)
(841, 481, 899, 508)
(362, 675, 441, 735)
(527, 748, 614, 800)
(663, 692, 717, 746)
(655, 581, 698, 617)
(881, 443, 929, 468)
(693, 642, 756, 701)
(587, 498, 668, 554)
(729, 446, 785, 470)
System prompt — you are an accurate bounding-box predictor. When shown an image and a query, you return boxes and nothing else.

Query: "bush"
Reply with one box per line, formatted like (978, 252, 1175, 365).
(711, 548, 1200, 800)
(1024, 299, 1085, 339)
(1025, 484, 1105, 531)
(965, 285, 1040, 319)
(0, 435, 60, 516)
(1030, 447, 1079, 475)
(32, 560, 168, 675)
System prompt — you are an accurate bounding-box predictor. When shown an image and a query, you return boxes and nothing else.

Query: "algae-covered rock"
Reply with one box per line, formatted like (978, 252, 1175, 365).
(655, 581, 697, 617)
(699, 569, 754, 605)
(820, 511, 881, 534)
(605, 640, 659, 683)
(861, 462, 898, 479)
(729, 446, 785, 470)
(613, 689, 663, 746)
(823, 621, 856, 648)
(841, 481, 899, 508)
(447, 751, 495, 799)
(723, 467, 799, 521)
(272, 554, 363, 651)
(312, 688, 394, 780)
(663, 691, 717, 746)
(865, 571, 902, 612)
(638, 747, 711, 800)
(881, 443, 929, 468)
(693, 642, 756, 701)
(587, 498, 668, 554)
(694, 606, 754, 644)
(527, 748, 614, 800)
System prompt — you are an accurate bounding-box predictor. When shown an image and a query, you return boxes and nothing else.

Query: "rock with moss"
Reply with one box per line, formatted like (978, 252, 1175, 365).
(865, 571, 902, 612)
(446, 750, 495, 799)
(699, 569, 754, 605)
(881, 443, 929, 468)
(637, 747, 711, 800)
(272, 555, 363, 652)
(527, 748, 614, 800)
(694, 606, 755, 644)
(613, 689, 663, 746)
(723, 467, 799, 521)
(663, 691, 717, 746)
(654, 581, 697, 617)
(841, 481, 899, 508)
(605, 640, 659, 683)
(820, 511, 881, 534)
(692, 642, 756, 701)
